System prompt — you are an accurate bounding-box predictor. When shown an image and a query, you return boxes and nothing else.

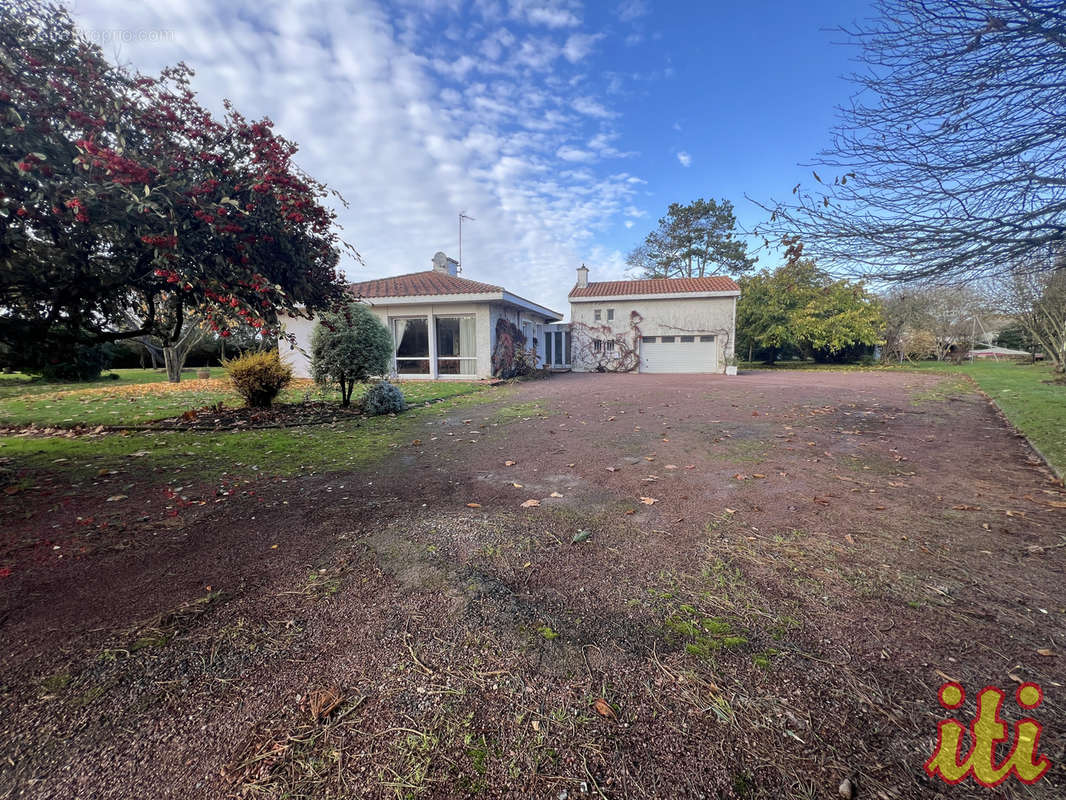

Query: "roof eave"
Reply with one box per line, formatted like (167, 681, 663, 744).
(569, 289, 741, 302)
(356, 291, 562, 320)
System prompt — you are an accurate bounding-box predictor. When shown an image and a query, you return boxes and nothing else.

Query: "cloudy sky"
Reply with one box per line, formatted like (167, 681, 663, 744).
(68, 0, 872, 316)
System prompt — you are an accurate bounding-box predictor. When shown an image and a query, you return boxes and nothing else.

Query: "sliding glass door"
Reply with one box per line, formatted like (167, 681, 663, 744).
(435, 316, 476, 375)
(392, 317, 429, 374)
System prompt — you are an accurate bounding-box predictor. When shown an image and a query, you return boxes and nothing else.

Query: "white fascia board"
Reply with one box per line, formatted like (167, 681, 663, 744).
(568, 290, 740, 303)
(360, 292, 501, 306)
(354, 291, 561, 321)
(500, 292, 563, 321)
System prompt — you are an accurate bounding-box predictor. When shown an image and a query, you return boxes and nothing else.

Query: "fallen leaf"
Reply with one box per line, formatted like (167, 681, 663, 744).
(466, 502, 482, 508)
(511, 482, 523, 488)
(734, 473, 749, 481)
(1036, 648, 1055, 657)
(605, 467, 618, 473)
(664, 464, 678, 470)
(592, 698, 617, 720)
(106, 494, 128, 502)
(724, 508, 736, 515)
(571, 530, 591, 544)
(684, 464, 695, 470)
(504, 460, 516, 466)
(550, 491, 563, 498)
(1046, 501, 1066, 509)
(521, 499, 540, 508)
(844, 533, 855, 544)
(271, 544, 278, 549)
(752, 473, 766, 479)
(639, 496, 658, 505)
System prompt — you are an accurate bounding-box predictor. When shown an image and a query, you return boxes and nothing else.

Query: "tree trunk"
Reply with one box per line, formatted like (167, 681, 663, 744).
(163, 345, 182, 383)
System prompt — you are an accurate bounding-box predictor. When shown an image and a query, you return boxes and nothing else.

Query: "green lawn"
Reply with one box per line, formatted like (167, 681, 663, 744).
(0, 369, 485, 427)
(0, 385, 511, 484)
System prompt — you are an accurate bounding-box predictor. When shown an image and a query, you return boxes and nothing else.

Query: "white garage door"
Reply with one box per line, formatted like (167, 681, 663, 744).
(640, 335, 717, 373)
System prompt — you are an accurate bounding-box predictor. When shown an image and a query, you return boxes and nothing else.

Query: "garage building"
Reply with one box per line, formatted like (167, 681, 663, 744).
(567, 265, 740, 374)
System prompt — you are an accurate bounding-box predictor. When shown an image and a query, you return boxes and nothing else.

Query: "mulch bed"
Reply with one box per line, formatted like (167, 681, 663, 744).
(0, 402, 372, 435)
(149, 401, 368, 430)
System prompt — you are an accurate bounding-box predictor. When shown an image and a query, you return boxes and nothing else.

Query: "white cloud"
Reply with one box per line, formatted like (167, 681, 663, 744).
(556, 145, 595, 162)
(624, 220, 635, 228)
(616, 0, 649, 22)
(571, 96, 615, 118)
(562, 32, 602, 63)
(677, 150, 693, 167)
(526, 7, 580, 28)
(65, 0, 641, 316)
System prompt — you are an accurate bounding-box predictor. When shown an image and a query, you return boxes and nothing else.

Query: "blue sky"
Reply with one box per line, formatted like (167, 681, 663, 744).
(68, 0, 875, 316)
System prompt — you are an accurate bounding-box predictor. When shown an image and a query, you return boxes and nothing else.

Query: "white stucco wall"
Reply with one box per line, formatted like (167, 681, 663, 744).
(569, 295, 737, 373)
(280, 314, 317, 378)
(489, 304, 553, 367)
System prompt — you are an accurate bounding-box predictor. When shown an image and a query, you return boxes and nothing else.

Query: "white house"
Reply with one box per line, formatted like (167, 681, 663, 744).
(284, 252, 562, 380)
(567, 265, 740, 374)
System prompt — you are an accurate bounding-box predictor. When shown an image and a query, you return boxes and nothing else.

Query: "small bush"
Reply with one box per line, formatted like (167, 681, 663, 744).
(30, 342, 114, 382)
(225, 351, 292, 408)
(361, 380, 406, 415)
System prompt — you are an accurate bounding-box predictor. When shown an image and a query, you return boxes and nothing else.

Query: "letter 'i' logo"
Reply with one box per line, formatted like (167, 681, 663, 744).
(924, 682, 1051, 786)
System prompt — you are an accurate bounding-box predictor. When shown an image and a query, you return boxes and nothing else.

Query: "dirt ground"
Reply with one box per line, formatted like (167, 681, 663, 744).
(1, 370, 1063, 799)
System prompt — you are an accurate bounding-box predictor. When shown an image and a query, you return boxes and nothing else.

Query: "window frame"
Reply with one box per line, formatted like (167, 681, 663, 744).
(434, 314, 477, 376)
(391, 316, 431, 375)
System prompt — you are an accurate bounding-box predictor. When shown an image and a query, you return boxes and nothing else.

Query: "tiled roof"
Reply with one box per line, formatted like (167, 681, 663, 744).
(349, 270, 503, 298)
(569, 276, 740, 298)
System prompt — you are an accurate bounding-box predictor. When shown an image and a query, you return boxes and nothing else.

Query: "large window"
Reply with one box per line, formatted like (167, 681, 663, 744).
(435, 316, 477, 375)
(392, 317, 429, 374)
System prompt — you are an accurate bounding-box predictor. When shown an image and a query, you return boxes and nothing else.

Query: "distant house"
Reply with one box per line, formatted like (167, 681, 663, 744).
(567, 265, 740, 374)
(284, 252, 562, 380)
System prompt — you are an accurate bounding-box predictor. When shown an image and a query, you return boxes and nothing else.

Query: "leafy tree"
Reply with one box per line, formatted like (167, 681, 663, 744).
(0, 1, 349, 367)
(627, 198, 755, 278)
(311, 303, 393, 406)
(759, 0, 1066, 284)
(737, 247, 883, 363)
(999, 254, 1066, 372)
(995, 323, 1037, 355)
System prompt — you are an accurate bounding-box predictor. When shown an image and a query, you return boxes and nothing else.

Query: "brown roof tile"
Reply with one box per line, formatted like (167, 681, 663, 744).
(349, 270, 503, 298)
(569, 276, 740, 298)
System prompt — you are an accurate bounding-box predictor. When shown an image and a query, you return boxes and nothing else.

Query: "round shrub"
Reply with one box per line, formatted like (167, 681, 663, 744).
(27, 342, 115, 382)
(361, 380, 406, 416)
(311, 302, 393, 407)
(224, 350, 292, 408)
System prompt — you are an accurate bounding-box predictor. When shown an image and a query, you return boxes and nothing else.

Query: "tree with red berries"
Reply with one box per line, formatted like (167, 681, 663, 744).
(1, 0, 350, 379)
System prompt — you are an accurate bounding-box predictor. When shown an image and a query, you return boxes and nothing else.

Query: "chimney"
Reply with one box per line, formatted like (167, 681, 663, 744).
(432, 251, 459, 276)
(576, 263, 589, 289)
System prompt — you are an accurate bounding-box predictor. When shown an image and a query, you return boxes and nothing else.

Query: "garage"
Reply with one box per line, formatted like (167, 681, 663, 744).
(639, 334, 718, 373)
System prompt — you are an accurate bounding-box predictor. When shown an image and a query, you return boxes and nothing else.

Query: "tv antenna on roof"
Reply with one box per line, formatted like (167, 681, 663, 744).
(458, 211, 475, 273)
